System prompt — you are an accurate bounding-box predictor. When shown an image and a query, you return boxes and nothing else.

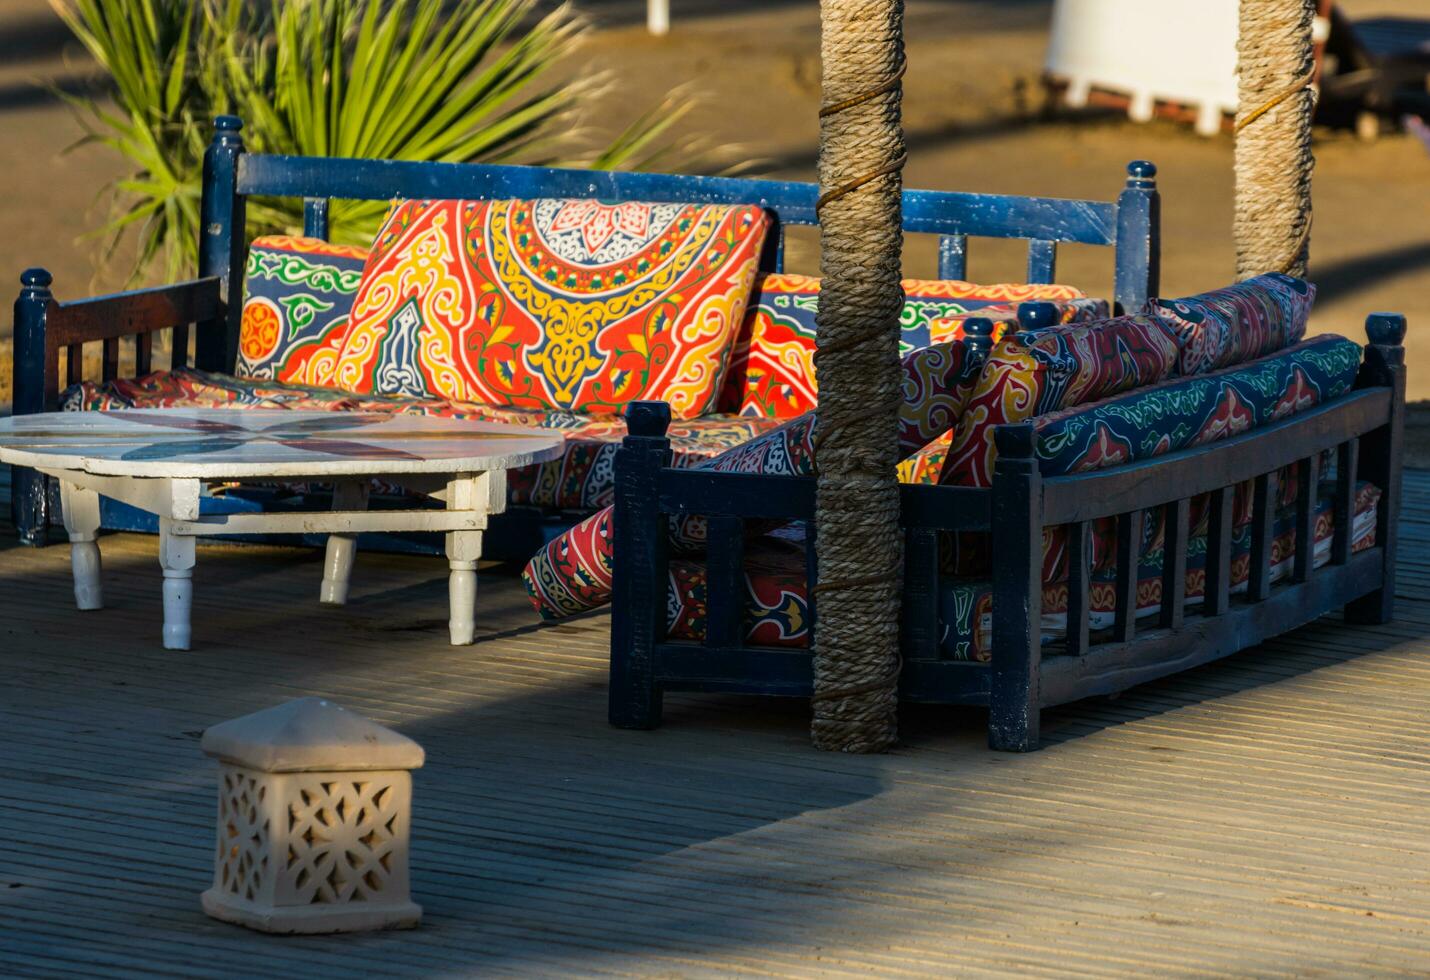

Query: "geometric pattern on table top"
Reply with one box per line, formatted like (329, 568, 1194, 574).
(282, 774, 406, 906)
(330, 198, 770, 420)
(1, 410, 544, 464)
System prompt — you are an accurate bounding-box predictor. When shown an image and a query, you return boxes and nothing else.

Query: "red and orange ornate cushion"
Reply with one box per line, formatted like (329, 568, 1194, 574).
(331, 198, 770, 419)
(719, 275, 1090, 419)
(236, 236, 370, 386)
(938, 313, 1182, 487)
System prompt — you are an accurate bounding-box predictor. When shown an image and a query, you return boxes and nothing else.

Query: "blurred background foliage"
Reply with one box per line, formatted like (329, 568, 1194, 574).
(49, 0, 700, 283)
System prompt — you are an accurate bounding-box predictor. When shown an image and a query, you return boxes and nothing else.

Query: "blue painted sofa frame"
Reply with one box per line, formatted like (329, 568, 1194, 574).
(10, 114, 1160, 545)
(609, 314, 1406, 750)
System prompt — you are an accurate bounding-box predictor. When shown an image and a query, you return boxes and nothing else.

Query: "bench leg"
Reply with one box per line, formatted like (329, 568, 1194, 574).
(159, 518, 196, 650)
(60, 481, 103, 610)
(320, 481, 370, 605)
(1345, 588, 1394, 626)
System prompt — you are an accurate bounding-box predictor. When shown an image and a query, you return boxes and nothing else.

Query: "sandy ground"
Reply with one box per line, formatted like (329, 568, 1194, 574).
(0, 0, 1427, 403)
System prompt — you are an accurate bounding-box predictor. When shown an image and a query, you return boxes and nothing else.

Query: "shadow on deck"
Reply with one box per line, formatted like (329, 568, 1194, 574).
(2, 471, 1428, 975)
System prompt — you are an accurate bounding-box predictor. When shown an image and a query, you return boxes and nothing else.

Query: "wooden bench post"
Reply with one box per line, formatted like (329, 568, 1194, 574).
(1346, 312, 1406, 625)
(610, 401, 673, 729)
(196, 116, 247, 373)
(1114, 161, 1160, 315)
(990, 423, 1044, 751)
(11, 267, 57, 545)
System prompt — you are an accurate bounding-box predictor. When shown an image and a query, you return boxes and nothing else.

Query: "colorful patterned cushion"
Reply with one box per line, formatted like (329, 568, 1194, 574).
(61, 366, 439, 414)
(939, 313, 1182, 487)
(667, 539, 811, 647)
(236, 236, 369, 386)
(1151, 273, 1315, 375)
(1032, 334, 1362, 477)
(926, 297, 1110, 345)
(523, 335, 981, 619)
(895, 297, 1113, 483)
(330, 198, 769, 420)
(718, 276, 1091, 418)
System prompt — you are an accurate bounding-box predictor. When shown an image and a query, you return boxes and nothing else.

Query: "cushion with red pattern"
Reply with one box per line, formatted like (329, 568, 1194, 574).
(332, 198, 770, 420)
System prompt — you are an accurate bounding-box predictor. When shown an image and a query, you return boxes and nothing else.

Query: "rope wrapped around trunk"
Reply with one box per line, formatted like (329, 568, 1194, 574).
(811, 0, 906, 753)
(1235, 0, 1317, 279)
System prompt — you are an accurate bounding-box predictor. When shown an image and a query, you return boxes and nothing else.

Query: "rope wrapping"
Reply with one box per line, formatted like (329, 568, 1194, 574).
(1235, 0, 1317, 279)
(811, 0, 906, 753)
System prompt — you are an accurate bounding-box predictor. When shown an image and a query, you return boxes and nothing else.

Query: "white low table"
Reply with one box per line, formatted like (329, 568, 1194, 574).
(0, 409, 563, 650)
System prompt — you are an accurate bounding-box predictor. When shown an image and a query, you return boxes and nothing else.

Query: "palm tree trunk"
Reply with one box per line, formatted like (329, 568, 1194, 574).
(1235, 0, 1317, 278)
(810, 0, 907, 752)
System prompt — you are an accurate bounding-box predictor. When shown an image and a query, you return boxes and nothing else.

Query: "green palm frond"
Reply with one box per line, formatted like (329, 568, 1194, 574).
(50, 0, 705, 283)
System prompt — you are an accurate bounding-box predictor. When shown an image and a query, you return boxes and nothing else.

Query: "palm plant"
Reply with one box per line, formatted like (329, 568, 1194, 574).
(50, 0, 695, 283)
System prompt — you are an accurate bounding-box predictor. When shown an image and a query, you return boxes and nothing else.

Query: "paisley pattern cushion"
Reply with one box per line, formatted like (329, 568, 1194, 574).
(1032, 335, 1362, 477)
(523, 335, 980, 619)
(1151, 273, 1315, 375)
(939, 313, 1182, 487)
(719, 275, 1091, 418)
(236, 236, 369, 385)
(896, 297, 1113, 484)
(332, 198, 770, 419)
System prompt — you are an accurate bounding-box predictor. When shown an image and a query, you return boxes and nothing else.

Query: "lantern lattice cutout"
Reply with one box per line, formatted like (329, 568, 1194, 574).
(201, 698, 424, 934)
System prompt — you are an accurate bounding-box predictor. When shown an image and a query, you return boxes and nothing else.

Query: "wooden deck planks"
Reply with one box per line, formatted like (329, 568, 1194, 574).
(0, 471, 1428, 975)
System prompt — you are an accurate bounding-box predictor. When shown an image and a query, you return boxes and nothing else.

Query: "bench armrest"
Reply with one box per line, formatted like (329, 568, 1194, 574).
(12, 270, 226, 416)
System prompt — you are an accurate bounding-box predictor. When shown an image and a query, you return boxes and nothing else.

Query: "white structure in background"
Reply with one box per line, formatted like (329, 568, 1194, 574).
(1045, 0, 1330, 136)
(200, 698, 426, 934)
(1046, 0, 1239, 135)
(649, 0, 669, 35)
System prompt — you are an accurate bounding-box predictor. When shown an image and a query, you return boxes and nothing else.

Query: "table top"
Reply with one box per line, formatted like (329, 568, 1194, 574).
(0, 410, 566, 478)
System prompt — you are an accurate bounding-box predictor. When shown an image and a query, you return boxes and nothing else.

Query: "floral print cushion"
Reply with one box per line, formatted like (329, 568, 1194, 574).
(329, 198, 770, 420)
(235, 236, 369, 386)
(896, 296, 1113, 484)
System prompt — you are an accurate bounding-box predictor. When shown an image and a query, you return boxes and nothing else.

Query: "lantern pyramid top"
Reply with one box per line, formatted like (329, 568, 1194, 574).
(201, 697, 425, 773)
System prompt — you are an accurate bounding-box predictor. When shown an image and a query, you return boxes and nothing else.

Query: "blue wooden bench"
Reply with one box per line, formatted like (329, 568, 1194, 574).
(607, 317, 1406, 750)
(10, 114, 1161, 547)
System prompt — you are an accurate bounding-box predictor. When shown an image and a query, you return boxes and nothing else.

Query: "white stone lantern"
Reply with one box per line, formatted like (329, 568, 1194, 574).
(200, 698, 424, 934)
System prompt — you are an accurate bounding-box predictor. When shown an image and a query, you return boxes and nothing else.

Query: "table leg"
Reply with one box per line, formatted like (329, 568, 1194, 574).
(159, 518, 196, 650)
(321, 480, 370, 605)
(60, 480, 103, 610)
(445, 474, 489, 646)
